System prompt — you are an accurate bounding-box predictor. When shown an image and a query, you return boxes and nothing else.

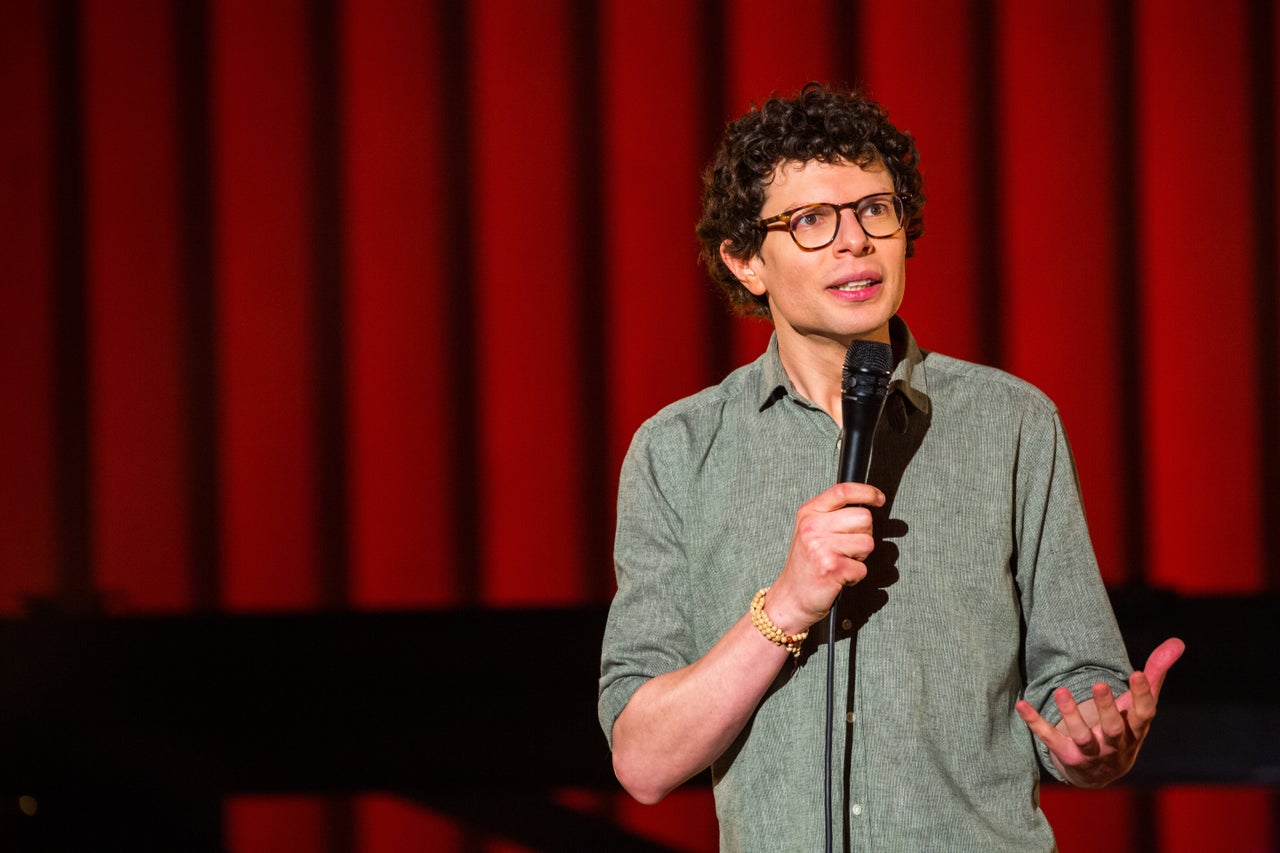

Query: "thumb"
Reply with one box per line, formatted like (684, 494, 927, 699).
(1140, 637, 1185, 697)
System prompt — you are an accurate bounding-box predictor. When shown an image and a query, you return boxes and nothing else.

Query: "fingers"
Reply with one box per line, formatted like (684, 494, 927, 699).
(1054, 687, 1097, 751)
(1015, 700, 1066, 750)
(793, 511, 875, 564)
(1139, 637, 1185, 697)
(797, 505, 877, 539)
(1114, 636, 1181, 731)
(793, 492, 879, 567)
(1091, 682, 1128, 747)
(813, 482, 885, 512)
(831, 532, 877, 565)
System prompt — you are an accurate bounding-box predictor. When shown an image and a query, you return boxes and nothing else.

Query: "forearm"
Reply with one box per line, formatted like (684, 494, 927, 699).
(606, 480, 880, 804)
(610, 613, 790, 804)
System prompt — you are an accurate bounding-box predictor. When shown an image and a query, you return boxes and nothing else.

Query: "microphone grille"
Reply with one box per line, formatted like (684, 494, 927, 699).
(842, 340, 894, 397)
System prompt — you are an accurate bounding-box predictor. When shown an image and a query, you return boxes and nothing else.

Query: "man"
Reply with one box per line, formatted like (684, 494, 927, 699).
(598, 83, 1181, 851)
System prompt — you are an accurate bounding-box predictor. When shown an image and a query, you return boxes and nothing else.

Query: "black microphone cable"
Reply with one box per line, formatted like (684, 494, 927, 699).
(825, 339, 892, 853)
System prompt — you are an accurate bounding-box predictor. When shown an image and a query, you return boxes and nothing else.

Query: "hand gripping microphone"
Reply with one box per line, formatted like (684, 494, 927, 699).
(825, 338, 893, 853)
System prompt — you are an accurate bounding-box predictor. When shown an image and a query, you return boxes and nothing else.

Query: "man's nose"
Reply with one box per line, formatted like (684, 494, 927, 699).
(836, 207, 872, 253)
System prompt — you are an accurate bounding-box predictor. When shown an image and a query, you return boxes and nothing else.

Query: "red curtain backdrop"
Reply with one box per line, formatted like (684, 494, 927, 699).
(2, 0, 1276, 850)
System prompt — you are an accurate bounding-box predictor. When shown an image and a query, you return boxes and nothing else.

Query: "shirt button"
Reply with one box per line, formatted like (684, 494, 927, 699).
(845, 711, 855, 724)
(841, 618, 853, 630)
(851, 804, 863, 816)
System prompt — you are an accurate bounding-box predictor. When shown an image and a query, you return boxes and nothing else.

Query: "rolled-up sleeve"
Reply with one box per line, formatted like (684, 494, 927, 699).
(1014, 402, 1133, 778)
(598, 420, 697, 748)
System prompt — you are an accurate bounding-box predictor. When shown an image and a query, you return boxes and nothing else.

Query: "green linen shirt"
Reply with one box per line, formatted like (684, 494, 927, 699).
(599, 317, 1133, 852)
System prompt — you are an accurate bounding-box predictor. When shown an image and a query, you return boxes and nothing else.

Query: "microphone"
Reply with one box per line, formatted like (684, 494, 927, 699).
(837, 340, 894, 484)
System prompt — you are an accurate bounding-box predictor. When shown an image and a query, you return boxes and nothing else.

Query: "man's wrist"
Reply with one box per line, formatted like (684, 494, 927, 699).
(749, 587, 809, 657)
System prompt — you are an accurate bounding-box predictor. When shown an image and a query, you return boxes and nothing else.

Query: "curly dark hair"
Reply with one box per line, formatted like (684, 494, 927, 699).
(696, 83, 926, 319)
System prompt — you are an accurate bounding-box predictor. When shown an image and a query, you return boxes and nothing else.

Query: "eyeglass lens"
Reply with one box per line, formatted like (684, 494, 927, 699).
(790, 196, 903, 248)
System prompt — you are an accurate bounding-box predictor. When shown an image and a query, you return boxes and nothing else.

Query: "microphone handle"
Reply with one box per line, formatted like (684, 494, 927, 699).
(837, 393, 888, 483)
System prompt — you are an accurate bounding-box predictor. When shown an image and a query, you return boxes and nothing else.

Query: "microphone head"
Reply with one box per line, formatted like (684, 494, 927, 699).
(841, 339, 894, 399)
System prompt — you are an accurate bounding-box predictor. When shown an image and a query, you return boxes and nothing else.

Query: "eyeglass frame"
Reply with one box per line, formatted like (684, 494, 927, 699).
(755, 192, 912, 251)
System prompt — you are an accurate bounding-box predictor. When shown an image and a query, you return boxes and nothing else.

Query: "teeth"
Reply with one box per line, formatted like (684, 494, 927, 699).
(835, 280, 873, 291)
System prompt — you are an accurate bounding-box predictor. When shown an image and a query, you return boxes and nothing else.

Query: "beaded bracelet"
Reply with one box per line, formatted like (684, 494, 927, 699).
(749, 587, 809, 657)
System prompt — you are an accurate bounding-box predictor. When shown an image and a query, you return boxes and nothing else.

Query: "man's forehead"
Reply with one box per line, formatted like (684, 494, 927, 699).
(762, 157, 891, 200)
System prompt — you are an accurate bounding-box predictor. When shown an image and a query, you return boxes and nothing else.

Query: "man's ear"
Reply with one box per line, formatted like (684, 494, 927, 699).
(720, 240, 765, 296)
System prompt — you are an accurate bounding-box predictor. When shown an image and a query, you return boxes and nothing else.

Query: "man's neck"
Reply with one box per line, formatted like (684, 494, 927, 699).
(774, 323, 895, 426)
(775, 333, 851, 425)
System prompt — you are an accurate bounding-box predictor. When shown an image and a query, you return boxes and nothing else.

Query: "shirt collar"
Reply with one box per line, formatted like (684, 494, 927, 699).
(888, 316, 931, 421)
(758, 334, 797, 411)
(755, 316, 932, 428)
